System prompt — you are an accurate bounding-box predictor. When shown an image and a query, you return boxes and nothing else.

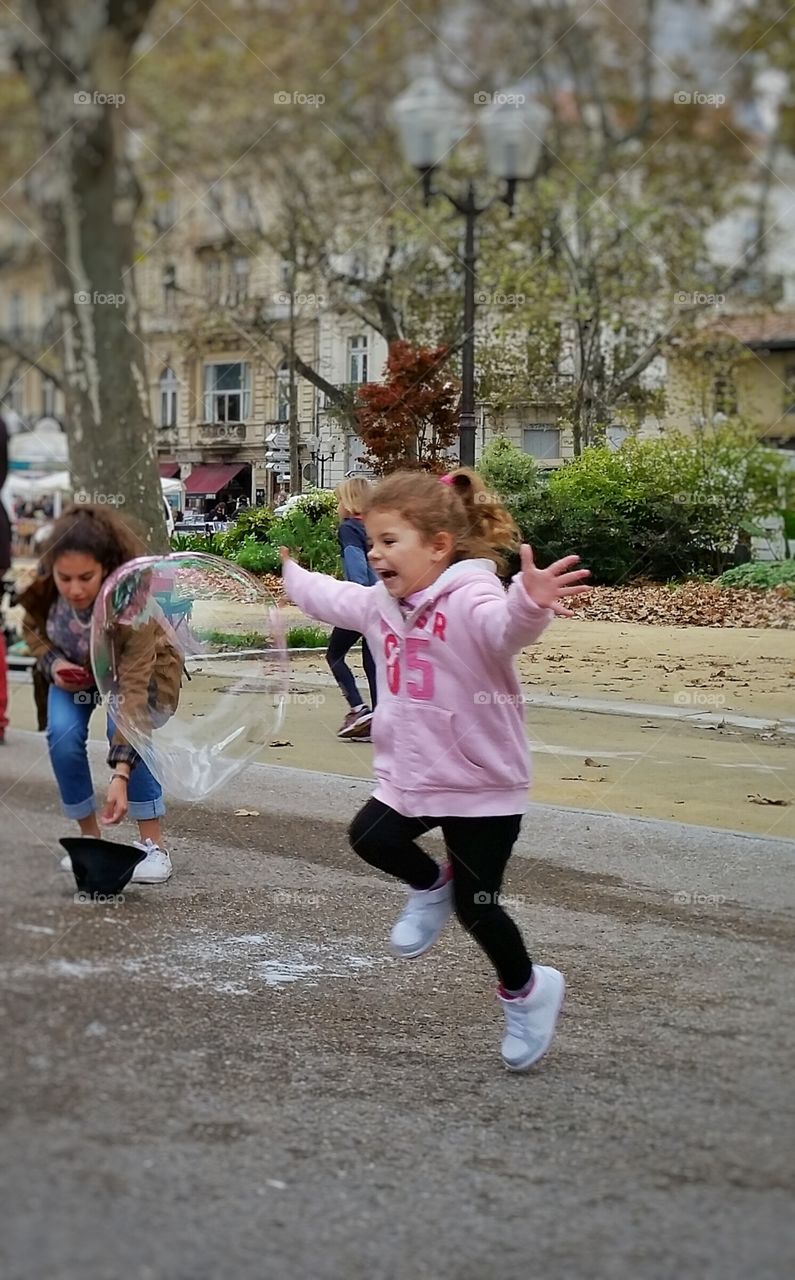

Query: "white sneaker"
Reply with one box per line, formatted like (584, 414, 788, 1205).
(59, 852, 72, 871)
(131, 839, 173, 884)
(498, 965, 565, 1071)
(390, 875, 453, 959)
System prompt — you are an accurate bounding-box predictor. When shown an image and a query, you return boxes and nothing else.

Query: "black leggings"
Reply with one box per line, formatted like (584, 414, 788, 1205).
(326, 628, 377, 711)
(349, 798, 532, 990)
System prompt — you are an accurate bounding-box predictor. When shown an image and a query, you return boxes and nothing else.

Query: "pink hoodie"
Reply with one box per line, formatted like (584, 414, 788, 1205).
(282, 557, 553, 818)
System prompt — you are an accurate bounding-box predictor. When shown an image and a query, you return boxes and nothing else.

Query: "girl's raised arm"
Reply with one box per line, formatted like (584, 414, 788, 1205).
(280, 550, 374, 634)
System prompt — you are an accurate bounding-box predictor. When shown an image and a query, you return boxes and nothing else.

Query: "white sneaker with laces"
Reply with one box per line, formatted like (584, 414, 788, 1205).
(498, 965, 565, 1071)
(390, 876, 453, 958)
(131, 839, 173, 884)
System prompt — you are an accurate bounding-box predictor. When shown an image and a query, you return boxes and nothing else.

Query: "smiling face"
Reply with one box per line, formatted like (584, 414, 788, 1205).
(52, 551, 105, 610)
(365, 508, 455, 598)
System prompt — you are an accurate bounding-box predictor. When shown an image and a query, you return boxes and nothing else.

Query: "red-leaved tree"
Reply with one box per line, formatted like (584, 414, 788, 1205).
(354, 341, 459, 474)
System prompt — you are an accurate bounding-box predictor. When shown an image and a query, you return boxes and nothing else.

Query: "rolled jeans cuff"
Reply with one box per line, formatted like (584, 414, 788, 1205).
(62, 793, 97, 820)
(127, 795, 166, 820)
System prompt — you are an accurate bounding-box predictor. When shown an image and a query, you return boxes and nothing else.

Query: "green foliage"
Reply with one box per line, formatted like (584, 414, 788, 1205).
(233, 538, 282, 576)
(286, 624, 331, 648)
(215, 506, 274, 555)
(287, 489, 340, 522)
(716, 561, 795, 592)
(477, 438, 543, 541)
(170, 532, 224, 554)
(195, 630, 270, 649)
(476, 428, 793, 584)
(271, 509, 340, 575)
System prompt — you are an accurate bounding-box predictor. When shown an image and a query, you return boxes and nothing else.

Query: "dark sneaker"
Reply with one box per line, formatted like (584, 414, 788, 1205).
(338, 707, 374, 738)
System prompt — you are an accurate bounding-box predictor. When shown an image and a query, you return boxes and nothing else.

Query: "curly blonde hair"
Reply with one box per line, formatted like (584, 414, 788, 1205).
(363, 468, 519, 572)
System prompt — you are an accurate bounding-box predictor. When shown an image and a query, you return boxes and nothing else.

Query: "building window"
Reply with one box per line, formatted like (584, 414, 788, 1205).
(203, 361, 251, 423)
(348, 334, 369, 385)
(276, 362, 290, 422)
(163, 263, 177, 313)
(712, 373, 737, 417)
(346, 433, 369, 471)
(204, 256, 222, 304)
(41, 377, 56, 417)
(522, 426, 561, 460)
(607, 424, 629, 450)
(229, 256, 250, 305)
(785, 364, 795, 415)
(160, 367, 178, 428)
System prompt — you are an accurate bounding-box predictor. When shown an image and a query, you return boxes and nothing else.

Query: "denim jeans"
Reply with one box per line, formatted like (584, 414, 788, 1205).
(46, 684, 165, 821)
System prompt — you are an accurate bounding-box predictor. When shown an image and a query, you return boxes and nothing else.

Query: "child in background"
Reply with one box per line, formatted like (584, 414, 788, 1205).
(281, 469, 589, 1071)
(327, 477, 378, 740)
(19, 504, 181, 883)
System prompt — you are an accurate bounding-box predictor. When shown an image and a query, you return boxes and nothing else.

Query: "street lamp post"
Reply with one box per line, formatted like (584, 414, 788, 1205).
(393, 76, 550, 467)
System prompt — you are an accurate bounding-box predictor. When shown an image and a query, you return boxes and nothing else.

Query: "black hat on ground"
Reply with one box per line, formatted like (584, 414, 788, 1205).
(59, 837, 146, 898)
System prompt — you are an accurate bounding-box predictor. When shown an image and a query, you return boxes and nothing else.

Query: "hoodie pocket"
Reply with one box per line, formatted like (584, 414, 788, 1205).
(403, 703, 492, 792)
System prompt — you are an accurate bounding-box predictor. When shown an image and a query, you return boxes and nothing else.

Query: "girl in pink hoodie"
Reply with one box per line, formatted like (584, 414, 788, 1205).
(280, 468, 589, 1071)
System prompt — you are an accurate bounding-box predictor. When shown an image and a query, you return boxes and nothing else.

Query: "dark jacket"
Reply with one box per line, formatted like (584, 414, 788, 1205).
(19, 573, 183, 767)
(338, 517, 377, 586)
(0, 413, 10, 575)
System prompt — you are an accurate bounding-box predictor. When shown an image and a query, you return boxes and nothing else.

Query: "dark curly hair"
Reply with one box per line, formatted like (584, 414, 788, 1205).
(38, 503, 146, 579)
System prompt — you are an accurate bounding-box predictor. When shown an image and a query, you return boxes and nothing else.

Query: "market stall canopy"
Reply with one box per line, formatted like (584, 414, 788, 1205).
(159, 461, 180, 479)
(183, 463, 246, 497)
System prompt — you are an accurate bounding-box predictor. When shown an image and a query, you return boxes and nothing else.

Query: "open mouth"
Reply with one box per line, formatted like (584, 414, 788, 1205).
(379, 570, 397, 582)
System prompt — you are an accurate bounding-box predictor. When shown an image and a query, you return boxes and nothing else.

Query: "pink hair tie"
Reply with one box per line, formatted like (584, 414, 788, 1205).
(439, 473, 454, 486)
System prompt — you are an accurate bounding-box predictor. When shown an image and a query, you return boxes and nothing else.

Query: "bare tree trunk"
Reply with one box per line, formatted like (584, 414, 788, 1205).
(13, 0, 166, 549)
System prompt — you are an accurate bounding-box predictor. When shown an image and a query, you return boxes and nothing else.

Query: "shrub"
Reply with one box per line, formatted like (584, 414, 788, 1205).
(286, 624, 330, 648)
(271, 508, 340, 575)
(233, 538, 281, 575)
(476, 427, 792, 584)
(477, 437, 543, 541)
(716, 561, 795, 591)
(216, 506, 274, 555)
(170, 532, 225, 554)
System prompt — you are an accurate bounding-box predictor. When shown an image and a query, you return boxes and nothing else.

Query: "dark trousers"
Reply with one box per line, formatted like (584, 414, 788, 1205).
(349, 798, 532, 990)
(326, 628, 377, 711)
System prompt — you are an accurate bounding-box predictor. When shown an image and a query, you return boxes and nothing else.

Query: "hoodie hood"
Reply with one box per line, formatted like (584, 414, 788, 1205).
(376, 557, 498, 626)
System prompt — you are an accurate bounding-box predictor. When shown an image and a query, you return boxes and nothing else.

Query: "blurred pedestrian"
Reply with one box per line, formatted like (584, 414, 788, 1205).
(0, 411, 11, 744)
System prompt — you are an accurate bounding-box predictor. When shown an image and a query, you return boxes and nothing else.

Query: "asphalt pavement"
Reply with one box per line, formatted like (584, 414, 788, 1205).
(1, 731, 793, 1280)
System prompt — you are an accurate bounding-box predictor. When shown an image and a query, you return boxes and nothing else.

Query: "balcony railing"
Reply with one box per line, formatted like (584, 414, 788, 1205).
(196, 422, 247, 444)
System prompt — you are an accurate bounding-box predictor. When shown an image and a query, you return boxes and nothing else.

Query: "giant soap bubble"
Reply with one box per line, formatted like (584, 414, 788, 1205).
(91, 553, 288, 800)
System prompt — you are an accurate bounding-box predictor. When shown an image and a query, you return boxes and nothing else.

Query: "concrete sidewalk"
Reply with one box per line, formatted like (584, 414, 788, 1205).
(1, 735, 793, 1280)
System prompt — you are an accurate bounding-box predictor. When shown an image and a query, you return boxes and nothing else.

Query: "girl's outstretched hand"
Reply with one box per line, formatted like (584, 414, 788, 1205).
(279, 546, 291, 563)
(520, 544, 591, 617)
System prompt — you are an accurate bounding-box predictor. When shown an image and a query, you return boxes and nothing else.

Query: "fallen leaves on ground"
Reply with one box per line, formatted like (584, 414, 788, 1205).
(569, 583, 794, 628)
